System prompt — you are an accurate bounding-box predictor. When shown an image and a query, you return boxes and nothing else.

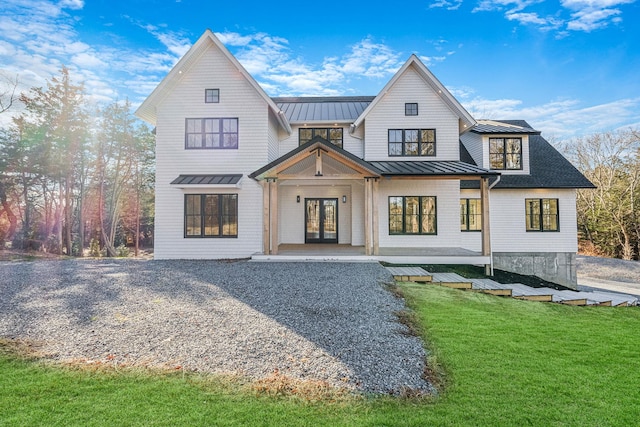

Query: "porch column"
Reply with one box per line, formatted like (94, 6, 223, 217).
(480, 176, 492, 275)
(364, 177, 372, 255)
(372, 178, 379, 255)
(261, 180, 270, 254)
(268, 178, 278, 255)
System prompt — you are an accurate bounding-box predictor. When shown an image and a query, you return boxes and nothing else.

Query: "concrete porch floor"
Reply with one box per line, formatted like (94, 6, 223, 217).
(251, 244, 490, 265)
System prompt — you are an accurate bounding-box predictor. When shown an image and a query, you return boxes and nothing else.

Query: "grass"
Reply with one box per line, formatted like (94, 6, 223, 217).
(2, 285, 639, 426)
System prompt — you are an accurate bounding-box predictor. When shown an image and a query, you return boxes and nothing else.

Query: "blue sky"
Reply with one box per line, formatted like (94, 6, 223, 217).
(1, 0, 639, 139)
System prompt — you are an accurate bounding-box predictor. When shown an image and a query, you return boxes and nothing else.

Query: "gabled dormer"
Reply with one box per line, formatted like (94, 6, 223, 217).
(352, 54, 476, 162)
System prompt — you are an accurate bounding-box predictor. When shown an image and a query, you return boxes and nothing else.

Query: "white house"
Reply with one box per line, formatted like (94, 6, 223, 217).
(136, 29, 594, 288)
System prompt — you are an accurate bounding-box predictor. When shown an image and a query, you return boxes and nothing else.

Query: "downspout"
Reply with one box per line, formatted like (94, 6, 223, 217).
(487, 174, 501, 275)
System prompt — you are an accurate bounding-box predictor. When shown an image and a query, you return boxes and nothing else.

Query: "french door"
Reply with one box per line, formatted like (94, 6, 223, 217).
(305, 198, 338, 243)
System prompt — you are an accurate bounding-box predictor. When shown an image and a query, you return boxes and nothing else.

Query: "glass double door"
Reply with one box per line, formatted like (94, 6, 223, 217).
(305, 198, 338, 243)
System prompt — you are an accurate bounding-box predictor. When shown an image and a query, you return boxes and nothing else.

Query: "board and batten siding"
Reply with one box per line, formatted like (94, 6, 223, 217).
(377, 179, 461, 248)
(153, 43, 270, 259)
(459, 188, 578, 254)
(363, 66, 460, 162)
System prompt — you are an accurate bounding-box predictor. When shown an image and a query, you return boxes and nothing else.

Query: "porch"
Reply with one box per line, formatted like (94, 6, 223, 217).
(251, 244, 491, 265)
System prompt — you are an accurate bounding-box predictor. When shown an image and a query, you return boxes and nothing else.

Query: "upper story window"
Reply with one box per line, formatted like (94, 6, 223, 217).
(460, 199, 482, 231)
(299, 128, 343, 148)
(388, 129, 436, 156)
(405, 103, 418, 116)
(205, 89, 219, 103)
(389, 196, 437, 235)
(185, 118, 238, 149)
(526, 198, 559, 232)
(490, 137, 522, 170)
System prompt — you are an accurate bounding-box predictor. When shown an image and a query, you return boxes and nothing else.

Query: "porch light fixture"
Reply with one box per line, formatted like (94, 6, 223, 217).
(296, 195, 300, 203)
(342, 195, 347, 203)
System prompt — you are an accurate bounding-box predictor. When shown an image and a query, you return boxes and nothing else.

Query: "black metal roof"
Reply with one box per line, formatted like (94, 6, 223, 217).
(370, 161, 498, 177)
(170, 174, 243, 185)
(461, 134, 595, 189)
(272, 96, 374, 123)
(470, 119, 540, 135)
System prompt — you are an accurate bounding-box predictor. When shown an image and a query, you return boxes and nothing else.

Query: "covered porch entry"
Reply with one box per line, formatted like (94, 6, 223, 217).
(249, 137, 497, 272)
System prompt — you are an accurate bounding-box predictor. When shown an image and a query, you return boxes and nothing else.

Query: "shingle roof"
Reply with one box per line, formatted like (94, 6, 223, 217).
(471, 119, 540, 135)
(370, 161, 497, 177)
(461, 134, 595, 189)
(170, 174, 242, 185)
(273, 96, 374, 123)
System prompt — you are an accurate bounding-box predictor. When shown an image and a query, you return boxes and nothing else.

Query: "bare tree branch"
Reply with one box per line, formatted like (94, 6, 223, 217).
(0, 72, 19, 114)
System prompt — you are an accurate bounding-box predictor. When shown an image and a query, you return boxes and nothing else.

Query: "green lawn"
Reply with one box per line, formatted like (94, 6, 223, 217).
(1, 284, 639, 426)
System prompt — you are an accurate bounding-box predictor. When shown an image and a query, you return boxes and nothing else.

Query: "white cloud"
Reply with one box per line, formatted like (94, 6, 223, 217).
(58, 0, 84, 9)
(461, 94, 640, 138)
(469, 0, 635, 33)
(473, 0, 543, 13)
(430, 0, 464, 10)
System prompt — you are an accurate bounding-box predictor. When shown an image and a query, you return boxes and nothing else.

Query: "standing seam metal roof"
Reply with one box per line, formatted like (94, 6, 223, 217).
(273, 96, 375, 122)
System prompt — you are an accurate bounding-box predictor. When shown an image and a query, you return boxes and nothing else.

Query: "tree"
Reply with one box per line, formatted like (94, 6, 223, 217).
(17, 67, 89, 254)
(93, 100, 154, 256)
(568, 129, 640, 259)
(0, 72, 19, 114)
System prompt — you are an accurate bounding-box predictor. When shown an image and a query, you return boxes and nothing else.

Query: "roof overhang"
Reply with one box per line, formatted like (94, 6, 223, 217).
(352, 55, 476, 134)
(249, 136, 381, 180)
(135, 29, 291, 135)
(369, 161, 499, 180)
(170, 174, 243, 188)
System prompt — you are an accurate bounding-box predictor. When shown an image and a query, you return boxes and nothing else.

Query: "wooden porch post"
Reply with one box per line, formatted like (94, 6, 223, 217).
(269, 178, 278, 255)
(372, 178, 379, 255)
(480, 176, 492, 275)
(261, 180, 270, 254)
(364, 177, 372, 255)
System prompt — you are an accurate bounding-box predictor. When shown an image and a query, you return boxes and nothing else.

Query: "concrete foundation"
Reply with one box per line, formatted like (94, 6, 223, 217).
(492, 252, 577, 289)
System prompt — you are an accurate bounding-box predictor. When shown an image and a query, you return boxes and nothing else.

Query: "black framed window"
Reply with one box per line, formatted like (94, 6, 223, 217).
(299, 128, 343, 147)
(489, 137, 522, 170)
(460, 199, 482, 231)
(388, 129, 436, 156)
(205, 89, 219, 103)
(389, 196, 437, 235)
(185, 118, 238, 149)
(405, 103, 418, 116)
(525, 198, 559, 232)
(185, 194, 238, 237)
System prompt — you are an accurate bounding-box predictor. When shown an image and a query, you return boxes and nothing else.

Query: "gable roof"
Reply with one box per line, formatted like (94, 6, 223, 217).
(352, 54, 476, 132)
(135, 29, 291, 134)
(273, 96, 374, 123)
(249, 136, 381, 180)
(461, 132, 595, 189)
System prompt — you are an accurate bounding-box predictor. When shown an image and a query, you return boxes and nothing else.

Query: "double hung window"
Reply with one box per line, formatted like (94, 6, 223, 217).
(525, 198, 559, 231)
(460, 199, 482, 231)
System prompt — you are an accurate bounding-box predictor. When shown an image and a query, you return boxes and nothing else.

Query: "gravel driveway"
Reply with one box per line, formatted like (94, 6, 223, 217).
(0, 259, 431, 394)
